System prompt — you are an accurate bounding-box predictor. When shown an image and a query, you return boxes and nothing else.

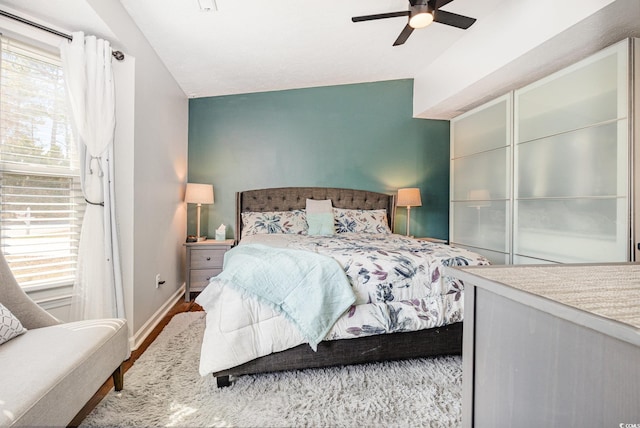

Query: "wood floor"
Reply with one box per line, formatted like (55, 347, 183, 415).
(68, 297, 203, 427)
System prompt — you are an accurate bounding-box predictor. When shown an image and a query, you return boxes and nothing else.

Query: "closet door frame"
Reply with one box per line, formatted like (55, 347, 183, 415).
(450, 93, 512, 264)
(513, 39, 630, 264)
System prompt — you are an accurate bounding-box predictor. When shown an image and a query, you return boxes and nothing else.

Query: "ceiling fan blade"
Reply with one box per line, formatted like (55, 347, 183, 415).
(430, 0, 454, 9)
(393, 24, 414, 46)
(433, 9, 476, 29)
(352, 11, 409, 23)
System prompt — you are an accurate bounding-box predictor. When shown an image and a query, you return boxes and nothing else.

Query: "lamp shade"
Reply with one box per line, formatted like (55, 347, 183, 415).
(185, 183, 214, 204)
(397, 188, 422, 207)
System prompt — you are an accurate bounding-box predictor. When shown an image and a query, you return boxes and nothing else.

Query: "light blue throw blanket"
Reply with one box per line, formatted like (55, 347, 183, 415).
(217, 244, 356, 350)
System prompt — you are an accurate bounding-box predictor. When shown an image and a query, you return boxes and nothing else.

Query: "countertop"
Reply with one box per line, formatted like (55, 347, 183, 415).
(445, 263, 640, 347)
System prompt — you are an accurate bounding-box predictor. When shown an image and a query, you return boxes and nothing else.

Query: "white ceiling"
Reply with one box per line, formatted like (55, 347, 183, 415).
(0, 0, 504, 98)
(1, 0, 638, 117)
(117, 0, 508, 98)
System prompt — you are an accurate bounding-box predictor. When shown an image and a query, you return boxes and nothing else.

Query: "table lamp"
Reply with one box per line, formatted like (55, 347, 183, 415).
(185, 183, 214, 242)
(397, 187, 422, 237)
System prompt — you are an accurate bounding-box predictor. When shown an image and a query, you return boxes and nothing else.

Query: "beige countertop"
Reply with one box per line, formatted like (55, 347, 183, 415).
(445, 263, 640, 347)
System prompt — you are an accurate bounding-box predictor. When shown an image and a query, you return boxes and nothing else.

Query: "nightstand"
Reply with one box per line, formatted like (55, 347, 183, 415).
(183, 239, 234, 302)
(414, 237, 448, 244)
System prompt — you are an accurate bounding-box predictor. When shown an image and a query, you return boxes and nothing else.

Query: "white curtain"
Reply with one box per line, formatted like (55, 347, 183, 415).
(60, 32, 125, 320)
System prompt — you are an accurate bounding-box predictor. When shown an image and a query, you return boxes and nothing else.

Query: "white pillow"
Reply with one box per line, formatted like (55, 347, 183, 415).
(306, 199, 334, 236)
(0, 303, 27, 345)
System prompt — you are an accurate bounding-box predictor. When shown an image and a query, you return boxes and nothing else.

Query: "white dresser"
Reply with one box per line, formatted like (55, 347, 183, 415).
(446, 263, 640, 427)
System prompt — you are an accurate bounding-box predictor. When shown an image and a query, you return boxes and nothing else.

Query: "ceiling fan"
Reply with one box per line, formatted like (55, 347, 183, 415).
(352, 0, 476, 46)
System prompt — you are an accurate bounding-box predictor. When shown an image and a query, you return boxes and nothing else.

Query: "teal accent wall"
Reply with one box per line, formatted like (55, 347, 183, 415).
(188, 79, 450, 240)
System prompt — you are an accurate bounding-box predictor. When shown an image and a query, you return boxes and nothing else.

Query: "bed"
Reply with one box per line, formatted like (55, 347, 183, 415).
(195, 187, 489, 387)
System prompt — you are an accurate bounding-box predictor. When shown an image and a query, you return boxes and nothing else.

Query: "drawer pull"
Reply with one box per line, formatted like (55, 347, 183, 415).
(206, 257, 211, 261)
(206, 276, 213, 281)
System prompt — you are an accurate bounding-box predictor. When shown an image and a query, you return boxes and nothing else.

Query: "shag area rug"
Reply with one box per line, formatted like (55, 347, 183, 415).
(81, 312, 462, 428)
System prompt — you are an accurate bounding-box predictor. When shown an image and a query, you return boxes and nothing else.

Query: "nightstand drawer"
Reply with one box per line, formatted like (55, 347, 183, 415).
(189, 269, 221, 291)
(190, 249, 225, 269)
(184, 239, 234, 302)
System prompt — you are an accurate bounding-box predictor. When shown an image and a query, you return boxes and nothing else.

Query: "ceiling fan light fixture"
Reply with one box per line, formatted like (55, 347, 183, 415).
(351, 0, 476, 46)
(409, 6, 434, 29)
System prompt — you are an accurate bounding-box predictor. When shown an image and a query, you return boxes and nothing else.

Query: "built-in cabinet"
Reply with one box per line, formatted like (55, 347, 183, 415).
(450, 39, 635, 264)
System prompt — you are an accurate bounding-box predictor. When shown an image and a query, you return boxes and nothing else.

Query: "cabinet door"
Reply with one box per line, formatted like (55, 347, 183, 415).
(514, 41, 629, 263)
(451, 95, 511, 264)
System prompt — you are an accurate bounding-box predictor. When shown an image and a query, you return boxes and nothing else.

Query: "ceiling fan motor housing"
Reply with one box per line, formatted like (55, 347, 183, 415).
(409, 4, 435, 29)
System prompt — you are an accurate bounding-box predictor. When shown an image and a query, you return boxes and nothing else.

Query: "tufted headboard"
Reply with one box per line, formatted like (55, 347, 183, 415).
(236, 187, 395, 241)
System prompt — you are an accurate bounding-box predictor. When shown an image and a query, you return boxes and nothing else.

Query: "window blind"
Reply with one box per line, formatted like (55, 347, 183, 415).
(0, 36, 84, 289)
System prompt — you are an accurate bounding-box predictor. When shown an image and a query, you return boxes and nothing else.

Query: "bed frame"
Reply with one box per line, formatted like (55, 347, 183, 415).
(213, 187, 462, 387)
(234, 186, 397, 241)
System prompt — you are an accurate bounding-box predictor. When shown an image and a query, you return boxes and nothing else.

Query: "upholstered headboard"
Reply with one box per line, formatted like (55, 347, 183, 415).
(236, 187, 395, 241)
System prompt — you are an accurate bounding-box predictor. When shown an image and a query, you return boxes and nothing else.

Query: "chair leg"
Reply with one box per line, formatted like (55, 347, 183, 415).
(112, 364, 124, 391)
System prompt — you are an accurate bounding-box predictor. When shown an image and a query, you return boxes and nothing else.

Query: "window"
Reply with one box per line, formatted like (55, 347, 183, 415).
(0, 36, 84, 290)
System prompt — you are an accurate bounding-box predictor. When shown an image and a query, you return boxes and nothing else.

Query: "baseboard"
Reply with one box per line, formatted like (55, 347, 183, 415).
(129, 283, 185, 351)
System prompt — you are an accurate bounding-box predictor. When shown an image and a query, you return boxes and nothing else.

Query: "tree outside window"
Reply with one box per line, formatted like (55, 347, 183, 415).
(0, 36, 85, 290)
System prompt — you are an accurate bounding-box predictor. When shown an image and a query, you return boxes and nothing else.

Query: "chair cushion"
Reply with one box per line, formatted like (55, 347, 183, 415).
(0, 318, 128, 426)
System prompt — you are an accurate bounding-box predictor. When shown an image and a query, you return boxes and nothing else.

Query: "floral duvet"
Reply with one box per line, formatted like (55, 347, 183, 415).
(196, 233, 489, 376)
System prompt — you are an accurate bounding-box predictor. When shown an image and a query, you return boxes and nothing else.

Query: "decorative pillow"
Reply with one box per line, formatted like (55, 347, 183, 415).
(306, 199, 334, 236)
(0, 303, 27, 345)
(333, 208, 391, 234)
(241, 210, 308, 237)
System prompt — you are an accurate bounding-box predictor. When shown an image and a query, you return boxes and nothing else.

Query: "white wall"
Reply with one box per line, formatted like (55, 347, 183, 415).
(0, 0, 189, 347)
(84, 0, 189, 347)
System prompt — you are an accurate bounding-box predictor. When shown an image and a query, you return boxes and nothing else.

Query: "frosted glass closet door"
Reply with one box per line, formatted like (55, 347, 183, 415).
(451, 95, 510, 264)
(514, 41, 629, 263)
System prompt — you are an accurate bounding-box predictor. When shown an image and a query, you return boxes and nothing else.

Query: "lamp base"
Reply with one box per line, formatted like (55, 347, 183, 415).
(197, 236, 207, 242)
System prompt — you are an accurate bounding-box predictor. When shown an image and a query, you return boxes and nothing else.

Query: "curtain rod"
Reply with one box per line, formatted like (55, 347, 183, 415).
(0, 9, 125, 61)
